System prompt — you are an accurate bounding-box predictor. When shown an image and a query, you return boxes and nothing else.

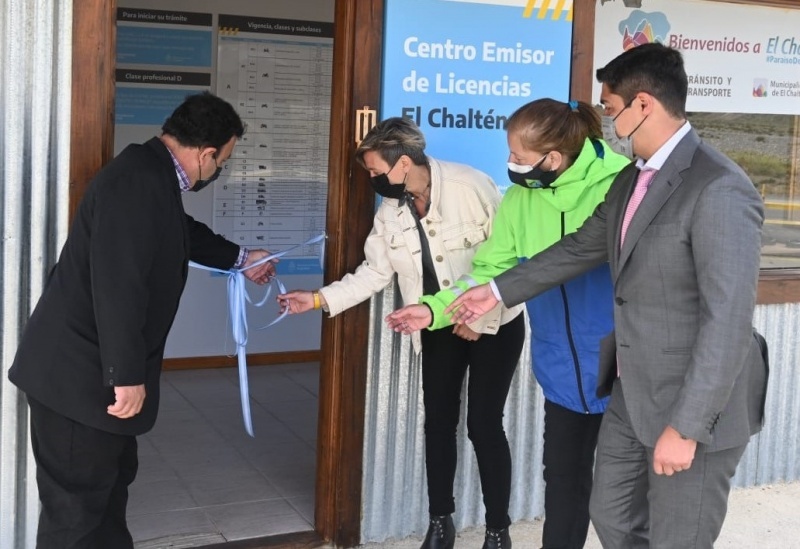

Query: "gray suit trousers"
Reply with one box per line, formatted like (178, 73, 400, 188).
(589, 380, 746, 549)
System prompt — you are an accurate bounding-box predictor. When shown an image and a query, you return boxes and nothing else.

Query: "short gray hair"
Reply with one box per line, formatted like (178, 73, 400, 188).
(355, 117, 428, 168)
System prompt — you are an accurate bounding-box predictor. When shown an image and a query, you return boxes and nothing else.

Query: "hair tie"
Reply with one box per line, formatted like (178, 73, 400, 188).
(568, 100, 579, 111)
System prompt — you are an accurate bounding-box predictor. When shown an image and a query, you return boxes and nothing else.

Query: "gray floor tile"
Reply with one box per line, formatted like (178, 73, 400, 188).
(263, 469, 316, 498)
(135, 456, 179, 484)
(163, 447, 251, 477)
(136, 436, 159, 459)
(279, 362, 319, 375)
(185, 469, 281, 507)
(167, 370, 241, 407)
(158, 384, 195, 414)
(128, 478, 196, 516)
(247, 442, 316, 471)
(147, 419, 232, 455)
(198, 403, 300, 445)
(286, 495, 315, 524)
(129, 363, 319, 543)
(282, 364, 320, 396)
(250, 376, 317, 404)
(135, 532, 226, 549)
(204, 499, 313, 541)
(130, 508, 219, 544)
(261, 398, 319, 420)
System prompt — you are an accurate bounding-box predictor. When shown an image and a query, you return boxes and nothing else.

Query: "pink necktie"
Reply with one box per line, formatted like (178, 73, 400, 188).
(620, 168, 657, 246)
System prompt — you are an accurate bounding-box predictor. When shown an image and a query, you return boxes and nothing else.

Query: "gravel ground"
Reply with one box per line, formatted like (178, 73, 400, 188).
(359, 482, 800, 549)
(699, 131, 793, 158)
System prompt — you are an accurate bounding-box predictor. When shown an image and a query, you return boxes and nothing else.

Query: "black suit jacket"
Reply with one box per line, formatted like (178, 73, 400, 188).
(9, 137, 239, 435)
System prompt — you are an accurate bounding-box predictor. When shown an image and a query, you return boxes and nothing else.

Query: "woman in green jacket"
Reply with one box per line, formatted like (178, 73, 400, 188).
(388, 99, 630, 549)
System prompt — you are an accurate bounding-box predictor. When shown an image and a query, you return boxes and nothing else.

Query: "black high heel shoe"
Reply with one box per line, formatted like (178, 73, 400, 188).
(482, 526, 511, 549)
(419, 514, 455, 549)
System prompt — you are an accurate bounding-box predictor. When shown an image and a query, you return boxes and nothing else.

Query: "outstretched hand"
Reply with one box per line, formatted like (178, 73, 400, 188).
(385, 304, 433, 334)
(444, 283, 499, 324)
(277, 290, 315, 314)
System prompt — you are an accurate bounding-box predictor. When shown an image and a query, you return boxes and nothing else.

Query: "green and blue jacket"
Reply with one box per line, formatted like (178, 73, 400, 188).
(421, 138, 630, 413)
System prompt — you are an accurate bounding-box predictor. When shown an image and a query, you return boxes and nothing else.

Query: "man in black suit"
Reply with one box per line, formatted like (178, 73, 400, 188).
(9, 92, 275, 548)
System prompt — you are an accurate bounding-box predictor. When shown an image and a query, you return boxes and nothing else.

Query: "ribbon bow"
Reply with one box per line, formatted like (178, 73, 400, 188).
(189, 233, 326, 436)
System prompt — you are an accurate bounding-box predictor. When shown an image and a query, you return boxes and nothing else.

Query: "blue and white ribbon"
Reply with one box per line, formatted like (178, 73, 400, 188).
(189, 233, 326, 436)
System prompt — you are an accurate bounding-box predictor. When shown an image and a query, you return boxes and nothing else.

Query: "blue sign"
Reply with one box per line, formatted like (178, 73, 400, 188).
(382, 0, 574, 193)
(117, 26, 213, 67)
(115, 87, 203, 125)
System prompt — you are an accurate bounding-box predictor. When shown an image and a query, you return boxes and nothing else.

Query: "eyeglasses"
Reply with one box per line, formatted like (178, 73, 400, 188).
(595, 96, 637, 118)
(594, 103, 609, 116)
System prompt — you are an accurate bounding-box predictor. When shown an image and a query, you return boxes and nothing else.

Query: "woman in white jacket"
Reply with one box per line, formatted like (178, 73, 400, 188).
(278, 117, 524, 549)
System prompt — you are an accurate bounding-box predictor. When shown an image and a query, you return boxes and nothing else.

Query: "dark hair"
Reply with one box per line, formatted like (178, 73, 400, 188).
(161, 92, 245, 149)
(506, 99, 601, 163)
(355, 117, 429, 169)
(596, 43, 688, 119)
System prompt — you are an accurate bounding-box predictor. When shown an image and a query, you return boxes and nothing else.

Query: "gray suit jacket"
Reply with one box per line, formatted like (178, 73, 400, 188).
(495, 129, 767, 450)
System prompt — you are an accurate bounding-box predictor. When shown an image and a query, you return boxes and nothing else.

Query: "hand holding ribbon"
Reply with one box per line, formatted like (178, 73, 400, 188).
(189, 233, 326, 436)
(241, 249, 278, 284)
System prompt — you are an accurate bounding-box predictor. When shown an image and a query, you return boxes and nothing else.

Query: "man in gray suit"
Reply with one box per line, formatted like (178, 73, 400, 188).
(386, 43, 768, 548)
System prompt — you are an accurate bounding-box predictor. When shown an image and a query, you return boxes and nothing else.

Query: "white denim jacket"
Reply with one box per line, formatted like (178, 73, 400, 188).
(320, 157, 523, 353)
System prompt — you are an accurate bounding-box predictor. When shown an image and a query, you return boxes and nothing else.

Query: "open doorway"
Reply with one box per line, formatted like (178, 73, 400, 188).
(111, 0, 332, 545)
(70, 0, 380, 546)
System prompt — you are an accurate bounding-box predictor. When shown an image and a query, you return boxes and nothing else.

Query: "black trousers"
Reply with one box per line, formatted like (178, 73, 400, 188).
(28, 397, 138, 549)
(541, 399, 603, 549)
(421, 314, 525, 530)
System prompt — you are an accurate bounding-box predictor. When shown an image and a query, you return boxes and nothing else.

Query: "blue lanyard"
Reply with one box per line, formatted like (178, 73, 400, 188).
(189, 233, 326, 436)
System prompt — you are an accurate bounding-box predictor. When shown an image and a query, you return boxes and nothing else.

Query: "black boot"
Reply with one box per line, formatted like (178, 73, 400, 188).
(482, 526, 511, 549)
(420, 514, 455, 549)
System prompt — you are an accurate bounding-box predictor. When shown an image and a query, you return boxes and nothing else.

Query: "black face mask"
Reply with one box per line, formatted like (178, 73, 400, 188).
(193, 159, 222, 192)
(369, 164, 406, 199)
(507, 159, 559, 189)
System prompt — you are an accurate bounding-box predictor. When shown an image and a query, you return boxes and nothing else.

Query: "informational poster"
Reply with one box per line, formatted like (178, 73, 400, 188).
(214, 15, 333, 274)
(381, 0, 574, 194)
(594, 0, 800, 115)
(114, 4, 333, 357)
(115, 8, 213, 151)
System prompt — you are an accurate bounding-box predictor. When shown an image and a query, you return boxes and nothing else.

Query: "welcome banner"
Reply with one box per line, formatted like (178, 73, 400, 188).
(594, 0, 800, 115)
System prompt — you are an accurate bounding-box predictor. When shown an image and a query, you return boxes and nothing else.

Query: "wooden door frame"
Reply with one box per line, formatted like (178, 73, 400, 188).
(70, 0, 117, 217)
(313, 1, 382, 545)
(313, 2, 597, 544)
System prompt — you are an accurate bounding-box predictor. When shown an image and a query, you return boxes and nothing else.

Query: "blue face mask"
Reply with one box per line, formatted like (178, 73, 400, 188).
(507, 154, 557, 189)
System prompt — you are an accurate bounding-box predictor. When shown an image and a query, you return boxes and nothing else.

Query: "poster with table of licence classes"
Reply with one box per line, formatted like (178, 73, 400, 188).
(215, 15, 333, 275)
(594, 0, 800, 115)
(382, 0, 574, 195)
